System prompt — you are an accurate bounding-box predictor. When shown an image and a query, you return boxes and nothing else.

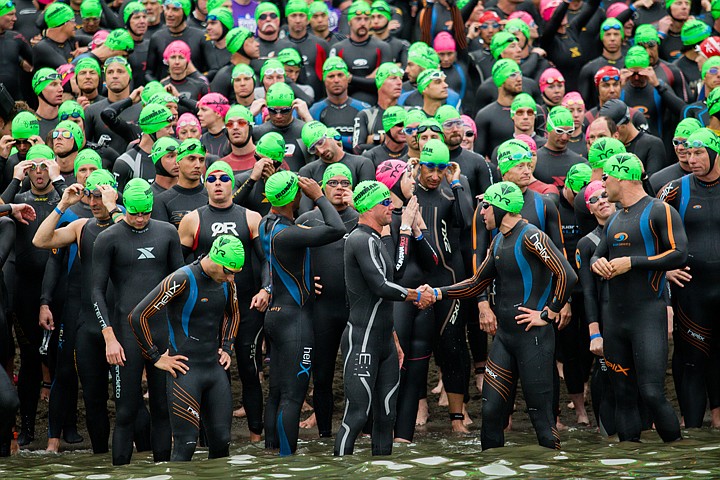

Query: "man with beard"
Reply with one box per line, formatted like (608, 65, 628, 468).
(251, 82, 310, 173)
(309, 1, 345, 47)
(331, 2, 392, 105)
(209, 26, 260, 100)
(474, 59, 523, 157)
(149, 136, 179, 195)
(285, 0, 329, 101)
(152, 138, 209, 228)
(74, 57, 104, 104)
(145, 0, 207, 83)
(252, 2, 293, 75)
(310, 57, 370, 152)
(31, 68, 63, 139)
(577, 18, 626, 110)
(32, 3, 79, 70)
(621, 46, 686, 146)
(534, 107, 587, 190)
(124, 2, 150, 88)
(298, 121, 374, 213)
(202, 7, 232, 82)
(362, 106, 408, 167)
(85, 57, 139, 154)
(140, 0, 163, 37)
(0, 1, 32, 103)
(370, 0, 408, 65)
(353, 62, 403, 154)
(219, 104, 255, 172)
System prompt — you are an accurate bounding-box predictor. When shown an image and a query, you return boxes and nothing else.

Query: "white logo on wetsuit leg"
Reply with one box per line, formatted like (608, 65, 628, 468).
(529, 233, 551, 261)
(355, 352, 372, 377)
(449, 300, 460, 325)
(187, 406, 200, 420)
(154, 282, 182, 310)
(485, 367, 498, 380)
(137, 247, 155, 259)
(297, 346, 312, 378)
(211, 222, 239, 237)
(441, 219, 451, 253)
(114, 366, 121, 399)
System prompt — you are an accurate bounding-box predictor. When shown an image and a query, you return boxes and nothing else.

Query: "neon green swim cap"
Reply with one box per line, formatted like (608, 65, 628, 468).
(603, 153, 644, 181)
(26, 144, 55, 161)
(565, 163, 592, 193)
(256, 132, 286, 162)
(353, 180, 390, 213)
(12, 111, 39, 139)
(206, 160, 236, 189)
(686, 127, 720, 155)
(383, 106, 407, 132)
(150, 136, 179, 164)
(265, 170, 299, 206)
(674, 118, 702, 139)
(484, 181, 524, 214)
(497, 139, 533, 175)
(123, 178, 154, 213)
(301, 121, 328, 150)
(588, 137, 626, 169)
(74, 149, 103, 176)
(322, 162, 353, 187)
(84, 168, 117, 192)
(209, 234, 245, 271)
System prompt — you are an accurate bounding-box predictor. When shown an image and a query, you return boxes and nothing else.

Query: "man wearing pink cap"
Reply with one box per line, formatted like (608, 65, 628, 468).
(197, 92, 231, 157)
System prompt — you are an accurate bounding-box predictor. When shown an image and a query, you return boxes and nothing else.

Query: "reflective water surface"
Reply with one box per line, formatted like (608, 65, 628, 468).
(5, 428, 720, 479)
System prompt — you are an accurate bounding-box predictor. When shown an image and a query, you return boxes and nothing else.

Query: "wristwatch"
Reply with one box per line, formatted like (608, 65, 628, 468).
(540, 310, 550, 322)
(400, 224, 412, 232)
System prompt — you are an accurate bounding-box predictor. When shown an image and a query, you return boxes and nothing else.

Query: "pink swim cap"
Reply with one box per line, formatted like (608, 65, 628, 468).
(57, 64, 75, 87)
(163, 40, 191, 64)
(562, 91, 585, 108)
(515, 134, 537, 152)
(540, 0, 562, 22)
(376, 160, 409, 190)
(606, 2, 629, 19)
(433, 31, 456, 53)
(584, 180, 604, 205)
(90, 30, 109, 50)
(461, 115, 477, 136)
(539, 67, 565, 93)
(177, 113, 200, 128)
(197, 93, 230, 118)
(508, 11, 534, 27)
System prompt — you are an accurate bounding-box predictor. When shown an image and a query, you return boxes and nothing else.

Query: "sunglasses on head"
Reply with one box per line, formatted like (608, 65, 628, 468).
(258, 12, 278, 21)
(419, 161, 449, 171)
(206, 13, 221, 21)
(639, 41, 658, 48)
(308, 135, 327, 155)
(602, 24, 622, 32)
(182, 142, 204, 154)
(207, 174, 232, 183)
(29, 162, 48, 170)
(163, 0, 182, 7)
(225, 118, 249, 128)
(377, 198, 392, 207)
(672, 138, 687, 146)
(417, 124, 443, 134)
(268, 106, 292, 115)
(60, 111, 83, 121)
(325, 179, 351, 188)
(52, 130, 73, 139)
(442, 119, 465, 129)
(553, 127, 575, 135)
(587, 191, 609, 204)
(598, 75, 620, 83)
(480, 22, 500, 29)
(509, 151, 532, 160)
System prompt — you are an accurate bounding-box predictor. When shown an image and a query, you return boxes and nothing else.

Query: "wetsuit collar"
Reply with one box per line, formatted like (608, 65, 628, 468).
(208, 203, 234, 212)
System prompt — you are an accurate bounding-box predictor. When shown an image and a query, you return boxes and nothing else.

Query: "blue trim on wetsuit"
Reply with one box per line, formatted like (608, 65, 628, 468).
(637, 202, 663, 296)
(514, 224, 533, 304)
(431, 6, 438, 39)
(683, 105, 708, 126)
(453, 64, 467, 99)
(278, 410, 291, 456)
(653, 89, 662, 138)
(679, 174, 691, 222)
(533, 192, 546, 232)
(261, 222, 304, 306)
(58, 209, 80, 272)
(181, 265, 198, 338)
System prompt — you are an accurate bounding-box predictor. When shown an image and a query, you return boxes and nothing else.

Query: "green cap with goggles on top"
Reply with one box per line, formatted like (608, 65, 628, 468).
(497, 139, 533, 175)
(353, 180, 390, 213)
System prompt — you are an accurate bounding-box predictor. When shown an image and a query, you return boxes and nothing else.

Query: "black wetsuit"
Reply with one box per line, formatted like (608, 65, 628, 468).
(0, 29, 32, 100)
(189, 203, 267, 436)
(625, 131, 668, 176)
(0, 215, 18, 457)
(381, 209, 438, 442)
(297, 155, 375, 213)
(288, 32, 330, 100)
(113, 145, 154, 193)
(152, 183, 208, 228)
(203, 41, 231, 82)
(334, 223, 406, 456)
(363, 143, 408, 168)
(252, 119, 307, 173)
(353, 105, 386, 154)
(534, 147, 587, 191)
(99, 98, 143, 148)
(259, 197, 345, 455)
(295, 206, 359, 438)
(309, 97, 371, 152)
(129, 261, 240, 461)
(474, 101, 515, 158)
(200, 130, 230, 159)
(92, 219, 184, 465)
(473, 77, 543, 112)
(651, 163, 690, 193)
(440, 219, 576, 450)
(660, 174, 720, 428)
(591, 195, 687, 442)
(145, 25, 208, 82)
(252, 36, 294, 75)
(332, 36, 392, 105)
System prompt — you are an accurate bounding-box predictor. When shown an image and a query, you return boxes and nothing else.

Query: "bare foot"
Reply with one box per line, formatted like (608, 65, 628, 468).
(233, 407, 247, 418)
(40, 383, 50, 402)
(451, 419, 470, 433)
(299, 413, 317, 429)
(416, 399, 429, 426)
(556, 420, 569, 431)
(576, 413, 590, 426)
(556, 361, 564, 380)
(567, 401, 575, 410)
(394, 437, 411, 443)
(504, 415, 513, 432)
(438, 388, 448, 407)
(301, 401, 313, 412)
(711, 408, 720, 428)
(45, 438, 60, 453)
(249, 432, 262, 442)
(10, 439, 19, 455)
(462, 405, 473, 426)
(431, 377, 443, 395)
(475, 372, 484, 393)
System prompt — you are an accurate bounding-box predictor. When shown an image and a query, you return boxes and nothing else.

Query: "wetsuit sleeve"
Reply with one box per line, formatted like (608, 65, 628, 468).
(471, 204, 492, 303)
(100, 98, 141, 144)
(231, 173, 254, 207)
(387, 230, 411, 276)
(252, 236, 270, 288)
(112, 158, 134, 193)
(590, 224, 609, 267)
(1, 178, 21, 204)
(570, 0, 600, 31)
(416, 230, 439, 272)
(274, 197, 346, 248)
(645, 137, 668, 176)
(91, 231, 115, 330)
(0, 217, 15, 269)
(523, 228, 577, 313)
(540, 1, 568, 50)
(439, 235, 498, 299)
(543, 196, 567, 258)
(630, 201, 688, 270)
(656, 82, 686, 116)
(577, 239, 601, 326)
(349, 233, 408, 300)
(656, 179, 680, 207)
(129, 270, 189, 363)
(145, 35, 160, 83)
(220, 281, 241, 354)
(167, 226, 185, 271)
(452, 177, 474, 230)
(151, 197, 169, 223)
(39, 248, 63, 306)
